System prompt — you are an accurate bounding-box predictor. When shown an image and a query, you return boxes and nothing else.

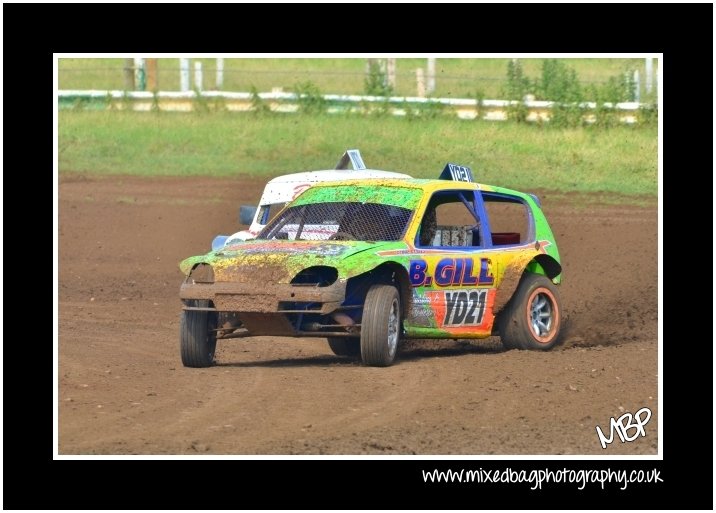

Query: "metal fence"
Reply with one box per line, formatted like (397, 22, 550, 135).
(58, 89, 651, 124)
(58, 57, 659, 103)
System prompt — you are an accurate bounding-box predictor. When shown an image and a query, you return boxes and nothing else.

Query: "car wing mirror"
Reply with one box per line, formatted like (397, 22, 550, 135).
(239, 205, 258, 225)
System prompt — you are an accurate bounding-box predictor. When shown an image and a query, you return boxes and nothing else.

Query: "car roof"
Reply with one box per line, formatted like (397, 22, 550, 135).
(266, 169, 412, 184)
(307, 178, 533, 200)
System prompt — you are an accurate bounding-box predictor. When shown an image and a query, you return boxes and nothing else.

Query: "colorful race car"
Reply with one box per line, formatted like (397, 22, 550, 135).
(179, 163, 562, 367)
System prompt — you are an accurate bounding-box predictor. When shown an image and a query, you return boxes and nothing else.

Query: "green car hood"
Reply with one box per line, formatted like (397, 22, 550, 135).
(179, 239, 397, 283)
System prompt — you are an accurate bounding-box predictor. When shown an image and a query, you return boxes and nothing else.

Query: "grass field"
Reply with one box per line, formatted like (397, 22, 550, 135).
(58, 57, 656, 101)
(58, 110, 657, 196)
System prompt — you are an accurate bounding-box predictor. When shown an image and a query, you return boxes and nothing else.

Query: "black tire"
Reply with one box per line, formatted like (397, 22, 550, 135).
(498, 273, 561, 350)
(180, 300, 218, 367)
(327, 337, 361, 357)
(360, 284, 401, 366)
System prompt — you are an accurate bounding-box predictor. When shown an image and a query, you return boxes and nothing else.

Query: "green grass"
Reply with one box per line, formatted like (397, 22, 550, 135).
(58, 57, 656, 101)
(58, 111, 657, 196)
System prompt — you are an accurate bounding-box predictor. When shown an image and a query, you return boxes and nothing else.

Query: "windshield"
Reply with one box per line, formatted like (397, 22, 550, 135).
(258, 202, 413, 241)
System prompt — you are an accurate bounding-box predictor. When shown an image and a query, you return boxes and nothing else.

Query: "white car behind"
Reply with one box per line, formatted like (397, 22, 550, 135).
(213, 150, 412, 249)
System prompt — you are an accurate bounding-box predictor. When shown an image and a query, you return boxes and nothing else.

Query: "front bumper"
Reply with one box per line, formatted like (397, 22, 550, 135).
(179, 279, 347, 314)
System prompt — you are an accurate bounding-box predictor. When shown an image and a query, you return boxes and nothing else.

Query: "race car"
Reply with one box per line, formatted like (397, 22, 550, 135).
(179, 162, 562, 367)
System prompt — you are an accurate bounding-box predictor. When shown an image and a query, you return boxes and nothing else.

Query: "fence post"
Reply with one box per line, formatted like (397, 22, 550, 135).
(123, 58, 135, 90)
(633, 69, 640, 102)
(216, 58, 224, 90)
(146, 58, 158, 91)
(645, 58, 653, 95)
(416, 68, 426, 97)
(133, 58, 146, 91)
(194, 62, 203, 92)
(180, 58, 190, 92)
(427, 58, 436, 94)
(387, 58, 396, 89)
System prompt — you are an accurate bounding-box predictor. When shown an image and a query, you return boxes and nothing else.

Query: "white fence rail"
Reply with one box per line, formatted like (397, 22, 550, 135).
(58, 90, 651, 124)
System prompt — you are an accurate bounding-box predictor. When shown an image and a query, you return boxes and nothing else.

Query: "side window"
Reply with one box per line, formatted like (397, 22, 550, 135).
(259, 202, 287, 225)
(416, 191, 482, 248)
(482, 193, 532, 246)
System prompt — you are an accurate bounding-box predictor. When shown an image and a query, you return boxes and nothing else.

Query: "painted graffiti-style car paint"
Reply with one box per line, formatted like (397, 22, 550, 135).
(213, 150, 412, 249)
(179, 163, 563, 367)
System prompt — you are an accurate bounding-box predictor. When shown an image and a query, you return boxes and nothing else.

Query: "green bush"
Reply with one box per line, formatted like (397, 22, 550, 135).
(293, 81, 326, 114)
(637, 103, 658, 127)
(504, 59, 532, 100)
(250, 85, 271, 114)
(503, 60, 532, 123)
(537, 60, 583, 128)
(538, 59, 582, 103)
(500, 59, 654, 128)
(474, 89, 485, 120)
(364, 60, 394, 97)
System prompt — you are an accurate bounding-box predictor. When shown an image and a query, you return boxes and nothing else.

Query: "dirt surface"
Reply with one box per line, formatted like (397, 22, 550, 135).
(58, 175, 658, 455)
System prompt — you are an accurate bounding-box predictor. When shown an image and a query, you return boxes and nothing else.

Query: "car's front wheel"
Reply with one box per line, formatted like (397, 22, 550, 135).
(360, 284, 401, 366)
(180, 300, 218, 367)
(498, 273, 561, 350)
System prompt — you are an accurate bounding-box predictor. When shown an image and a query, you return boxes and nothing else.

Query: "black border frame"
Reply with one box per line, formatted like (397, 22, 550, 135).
(4, 2, 711, 510)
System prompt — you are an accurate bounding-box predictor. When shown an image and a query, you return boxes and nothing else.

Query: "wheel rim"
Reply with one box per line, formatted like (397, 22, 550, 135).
(528, 288, 557, 342)
(387, 298, 399, 357)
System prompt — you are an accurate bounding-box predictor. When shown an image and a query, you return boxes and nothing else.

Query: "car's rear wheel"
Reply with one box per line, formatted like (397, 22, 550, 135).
(360, 284, 401, 366)
(498, 273, 561, 350)
(327, 337, 361, 357)
(180, 300, 218, 367)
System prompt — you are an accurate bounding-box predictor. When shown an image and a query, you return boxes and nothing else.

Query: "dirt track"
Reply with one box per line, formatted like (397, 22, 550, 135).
(58, 175, 658, 455)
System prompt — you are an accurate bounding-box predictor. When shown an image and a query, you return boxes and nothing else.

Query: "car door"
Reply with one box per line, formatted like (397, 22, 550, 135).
(404, 188, 503, 338)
